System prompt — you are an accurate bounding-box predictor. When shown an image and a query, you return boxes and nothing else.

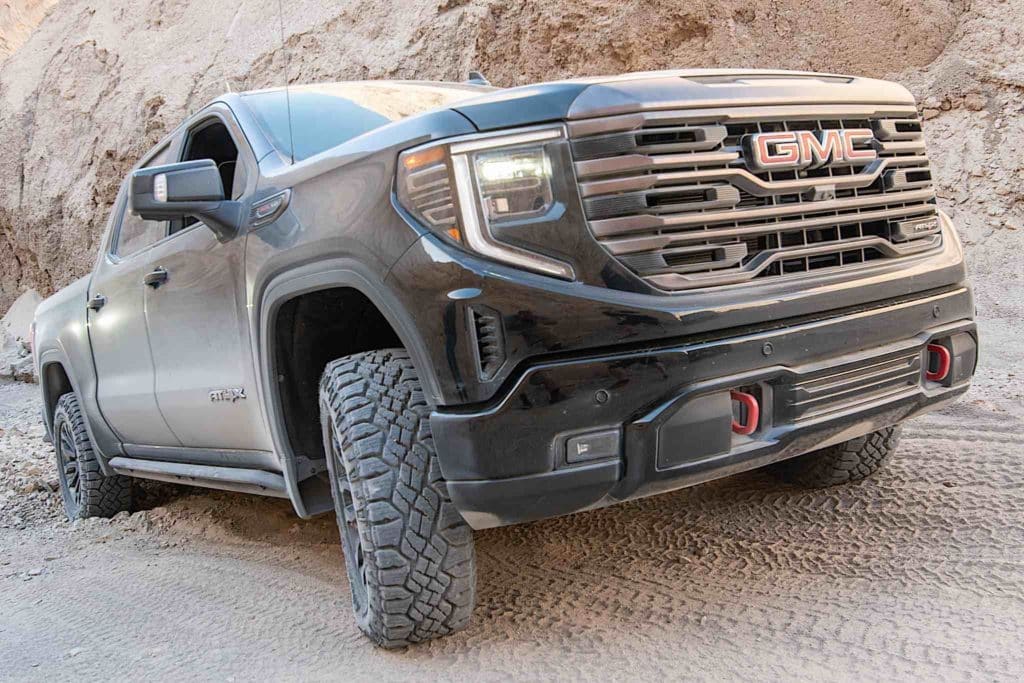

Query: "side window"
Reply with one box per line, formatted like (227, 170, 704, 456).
(171, 119, 240, 235)
(115, 145, 173, 257)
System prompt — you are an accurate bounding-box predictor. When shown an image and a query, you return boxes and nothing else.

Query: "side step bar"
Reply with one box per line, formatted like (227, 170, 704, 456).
(107, 457, 289, 499)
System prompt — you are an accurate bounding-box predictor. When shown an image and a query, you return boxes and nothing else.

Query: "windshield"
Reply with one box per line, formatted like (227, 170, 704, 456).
(242, 82, 486, 162)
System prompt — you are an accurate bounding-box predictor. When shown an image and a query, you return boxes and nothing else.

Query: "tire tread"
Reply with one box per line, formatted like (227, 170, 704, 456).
(319, 349, 475, 648)
(54, 393, 133, 519)
(776, 425, 902, 488)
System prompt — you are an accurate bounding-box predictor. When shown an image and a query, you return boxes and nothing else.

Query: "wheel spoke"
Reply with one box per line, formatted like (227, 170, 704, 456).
(54, 420, 84, 504)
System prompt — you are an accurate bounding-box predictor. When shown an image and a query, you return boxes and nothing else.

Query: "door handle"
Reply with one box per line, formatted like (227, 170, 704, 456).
(87, 294, 107, 311)
(144, 267, 169, 288)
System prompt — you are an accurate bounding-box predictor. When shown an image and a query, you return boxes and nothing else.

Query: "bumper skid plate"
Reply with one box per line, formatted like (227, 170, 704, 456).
(434, 289, 977, 529)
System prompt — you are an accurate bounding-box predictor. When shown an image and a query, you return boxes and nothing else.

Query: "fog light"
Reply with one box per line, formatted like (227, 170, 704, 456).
(564, 428, 621, 465)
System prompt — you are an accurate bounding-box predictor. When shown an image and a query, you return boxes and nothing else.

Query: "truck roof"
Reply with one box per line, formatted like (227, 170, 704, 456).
(237, 80, 495, 162)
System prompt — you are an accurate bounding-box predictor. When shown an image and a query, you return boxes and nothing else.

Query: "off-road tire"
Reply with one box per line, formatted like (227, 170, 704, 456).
(319, 349, 475, 648)
(775, 425, 902, 488)
(52, 392, 133, 520)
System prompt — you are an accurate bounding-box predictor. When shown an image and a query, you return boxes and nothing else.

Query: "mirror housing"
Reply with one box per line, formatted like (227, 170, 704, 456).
(130, 159, 244, 241)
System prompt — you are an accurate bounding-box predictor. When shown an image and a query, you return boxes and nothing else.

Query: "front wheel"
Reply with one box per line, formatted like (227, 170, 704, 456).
(319, 349, 475, 648)
(773, 425, 902, 488)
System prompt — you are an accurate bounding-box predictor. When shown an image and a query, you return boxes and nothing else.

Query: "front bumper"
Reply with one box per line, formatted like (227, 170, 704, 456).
(432, 287, 977, 529)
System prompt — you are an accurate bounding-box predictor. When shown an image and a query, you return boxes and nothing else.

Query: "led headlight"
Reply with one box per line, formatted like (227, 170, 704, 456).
(397, 126, 574, 280)
(472, 146, 554, 222)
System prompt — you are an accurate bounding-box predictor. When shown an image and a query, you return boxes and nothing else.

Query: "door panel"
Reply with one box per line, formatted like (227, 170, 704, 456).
(89, 192, 180, 447)
(143, 225, 270, 450)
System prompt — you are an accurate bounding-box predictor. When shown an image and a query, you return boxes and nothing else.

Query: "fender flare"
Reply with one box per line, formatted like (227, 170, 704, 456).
(37, 348, 73, 438)
(254, 256, 437, 517)
(37, 346, 123, 474)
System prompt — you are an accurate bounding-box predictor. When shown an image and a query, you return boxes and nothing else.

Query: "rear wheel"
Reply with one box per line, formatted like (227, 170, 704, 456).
(52, 392, 133, 520)
(774, 425, 902, 488)
(319, 349, 475, 648)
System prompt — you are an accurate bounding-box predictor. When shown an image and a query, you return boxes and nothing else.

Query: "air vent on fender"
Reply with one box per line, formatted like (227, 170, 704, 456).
(468, 306, 505, 381)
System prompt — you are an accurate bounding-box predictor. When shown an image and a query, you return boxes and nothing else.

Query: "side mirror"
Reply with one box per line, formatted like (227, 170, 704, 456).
(130, 159, 244, 241)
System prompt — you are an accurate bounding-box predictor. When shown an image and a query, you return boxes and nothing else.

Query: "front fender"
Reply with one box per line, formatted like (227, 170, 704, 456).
(254, 257, 437, 518)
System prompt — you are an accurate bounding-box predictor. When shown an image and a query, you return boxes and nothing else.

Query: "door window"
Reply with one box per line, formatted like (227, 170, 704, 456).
(114, 144, 173, 257)
(171, 119, 241, 235)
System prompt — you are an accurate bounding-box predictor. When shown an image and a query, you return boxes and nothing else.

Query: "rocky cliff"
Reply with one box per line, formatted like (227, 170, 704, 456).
(0, 0, 1020, 321)
(0, 0, 56, 58)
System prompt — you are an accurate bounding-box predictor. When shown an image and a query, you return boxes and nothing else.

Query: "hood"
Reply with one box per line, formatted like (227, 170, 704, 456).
(452, 69, 917, 131)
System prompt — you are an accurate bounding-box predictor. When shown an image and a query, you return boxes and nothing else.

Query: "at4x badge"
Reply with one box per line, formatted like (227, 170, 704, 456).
(209, 387, 246, 402)
(744, 128, 877, 172)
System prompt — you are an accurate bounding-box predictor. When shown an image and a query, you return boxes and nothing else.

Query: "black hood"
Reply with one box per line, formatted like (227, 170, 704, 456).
(452, 69, 916, 131)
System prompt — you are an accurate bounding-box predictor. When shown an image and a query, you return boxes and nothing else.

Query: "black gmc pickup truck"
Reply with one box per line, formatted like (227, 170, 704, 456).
(33, 69, 977, 647)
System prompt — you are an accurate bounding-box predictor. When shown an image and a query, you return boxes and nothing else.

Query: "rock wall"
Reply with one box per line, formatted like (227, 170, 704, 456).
(0, 0, 1020, 315)
(0, 0, 56, 58)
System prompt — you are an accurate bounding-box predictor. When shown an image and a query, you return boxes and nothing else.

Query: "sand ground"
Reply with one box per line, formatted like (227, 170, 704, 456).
(1, 360, 1022, 680)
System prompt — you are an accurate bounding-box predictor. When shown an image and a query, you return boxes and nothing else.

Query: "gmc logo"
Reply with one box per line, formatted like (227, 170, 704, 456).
(744, 129, 878, 172)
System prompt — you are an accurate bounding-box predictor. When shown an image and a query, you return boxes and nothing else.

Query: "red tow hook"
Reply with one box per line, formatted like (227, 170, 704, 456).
(731, 390, 760, 436)
(925, 343, 951, 382)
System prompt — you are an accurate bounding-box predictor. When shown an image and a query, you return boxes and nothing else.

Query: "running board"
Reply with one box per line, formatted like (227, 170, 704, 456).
(107, 457, 289, 499)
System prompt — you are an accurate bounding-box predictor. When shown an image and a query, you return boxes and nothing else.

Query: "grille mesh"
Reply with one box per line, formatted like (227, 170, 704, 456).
(569, 106, 942, 291)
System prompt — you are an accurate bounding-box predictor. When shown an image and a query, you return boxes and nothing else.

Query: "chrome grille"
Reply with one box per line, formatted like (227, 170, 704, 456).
(568, 105, 942, 291)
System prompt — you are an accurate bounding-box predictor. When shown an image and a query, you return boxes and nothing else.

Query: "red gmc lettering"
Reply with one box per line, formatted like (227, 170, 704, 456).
(747, 129, 878, 170)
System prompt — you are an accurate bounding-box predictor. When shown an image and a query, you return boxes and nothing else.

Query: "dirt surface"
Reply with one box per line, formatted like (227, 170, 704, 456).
(2, 375, 1023, 680)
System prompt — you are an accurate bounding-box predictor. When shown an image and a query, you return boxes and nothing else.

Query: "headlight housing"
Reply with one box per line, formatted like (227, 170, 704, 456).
(396, 126, 574, 280)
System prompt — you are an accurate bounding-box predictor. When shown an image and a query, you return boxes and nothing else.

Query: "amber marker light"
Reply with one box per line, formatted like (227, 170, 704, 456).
(401, 145, 446, 171)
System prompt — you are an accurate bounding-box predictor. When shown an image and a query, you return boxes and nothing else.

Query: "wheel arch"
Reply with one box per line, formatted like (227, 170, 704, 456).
(39, 355, 74, 439)
(37, 346, 123, 472)
(256, 258, 438, 518)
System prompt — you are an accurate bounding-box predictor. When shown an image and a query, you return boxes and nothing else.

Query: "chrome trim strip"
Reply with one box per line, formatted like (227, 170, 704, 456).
(584, 185, 741, 221)
(645, 235, 941, 290)
(579, 157, 898, 198)
(589, 187, 937, 238)
(600, 204, 938, 255)
(872, 119, 924, 141)
(567, 104, 920, 137)
(884, 168, 934, 191)
(619, 242, 749, 276)
(574, 150, 740, 179)
(876, 139, 927, 154)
